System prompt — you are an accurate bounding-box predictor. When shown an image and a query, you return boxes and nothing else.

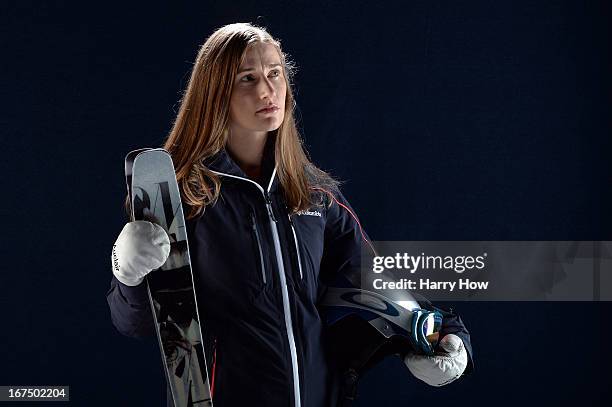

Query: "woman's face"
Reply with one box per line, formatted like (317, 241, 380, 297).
(229, 42, 287, 135)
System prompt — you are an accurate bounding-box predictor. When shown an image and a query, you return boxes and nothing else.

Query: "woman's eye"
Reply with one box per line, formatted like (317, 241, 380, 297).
(239, 70, 280, 83)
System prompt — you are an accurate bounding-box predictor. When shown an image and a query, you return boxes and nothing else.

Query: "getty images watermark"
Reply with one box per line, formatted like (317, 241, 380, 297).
(360, 241, 612, 301)
(372, 252, 488, 292)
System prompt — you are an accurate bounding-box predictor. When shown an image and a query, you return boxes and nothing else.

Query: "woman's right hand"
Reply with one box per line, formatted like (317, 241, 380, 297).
(111, 221, 171, 286)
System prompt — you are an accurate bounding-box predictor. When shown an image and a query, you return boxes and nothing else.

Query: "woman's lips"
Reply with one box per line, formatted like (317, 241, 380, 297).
(256, 106, 279, 114)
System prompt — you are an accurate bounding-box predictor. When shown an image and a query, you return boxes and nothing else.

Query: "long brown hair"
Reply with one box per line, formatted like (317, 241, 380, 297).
(158, 22, 338, 219)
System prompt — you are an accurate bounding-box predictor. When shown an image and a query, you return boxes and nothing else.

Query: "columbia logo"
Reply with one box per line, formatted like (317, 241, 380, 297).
(296, 209, 322, 217)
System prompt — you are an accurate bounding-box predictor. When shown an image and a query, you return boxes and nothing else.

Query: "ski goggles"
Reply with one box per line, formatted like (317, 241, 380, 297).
(409, 309, 442, 356)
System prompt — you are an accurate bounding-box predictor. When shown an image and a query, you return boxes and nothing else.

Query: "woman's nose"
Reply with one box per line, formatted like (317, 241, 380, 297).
(258, 76, 276, 99)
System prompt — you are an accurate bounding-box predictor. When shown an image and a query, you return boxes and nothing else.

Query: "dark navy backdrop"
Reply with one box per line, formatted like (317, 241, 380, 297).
(2, 1, 611, 405)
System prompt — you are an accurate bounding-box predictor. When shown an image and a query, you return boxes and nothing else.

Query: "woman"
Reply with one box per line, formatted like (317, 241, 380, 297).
(107, 23, 472, 406)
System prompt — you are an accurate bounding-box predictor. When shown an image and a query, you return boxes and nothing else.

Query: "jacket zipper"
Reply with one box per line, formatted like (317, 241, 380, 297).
(250, 211, 267, 284)
(210, 168, 302, 407)
(288, 215, 303, 280)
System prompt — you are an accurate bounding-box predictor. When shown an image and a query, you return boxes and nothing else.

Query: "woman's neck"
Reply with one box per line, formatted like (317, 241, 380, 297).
(226, 128, 268, 180)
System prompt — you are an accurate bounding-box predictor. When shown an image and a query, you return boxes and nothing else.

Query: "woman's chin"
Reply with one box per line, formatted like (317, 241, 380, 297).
(257, 119, 283, 132)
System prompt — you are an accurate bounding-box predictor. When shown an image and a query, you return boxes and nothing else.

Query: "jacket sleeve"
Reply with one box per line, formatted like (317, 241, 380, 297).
(318, 188, 474, 373)
(106, 273, 155, 339)
(318, 188, 373, 291)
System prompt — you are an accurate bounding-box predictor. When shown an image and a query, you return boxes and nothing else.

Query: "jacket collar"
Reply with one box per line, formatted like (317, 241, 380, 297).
(203, 133, 279, 193)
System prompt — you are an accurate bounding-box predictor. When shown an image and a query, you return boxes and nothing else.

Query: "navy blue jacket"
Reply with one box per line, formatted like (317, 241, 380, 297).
(106, 138, 474, 406)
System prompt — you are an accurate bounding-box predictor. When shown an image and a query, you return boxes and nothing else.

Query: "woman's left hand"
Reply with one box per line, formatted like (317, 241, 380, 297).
(403, 334, 468, 386)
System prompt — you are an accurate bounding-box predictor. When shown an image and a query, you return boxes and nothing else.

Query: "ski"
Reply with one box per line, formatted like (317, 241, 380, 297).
(125, 148, 213, 407)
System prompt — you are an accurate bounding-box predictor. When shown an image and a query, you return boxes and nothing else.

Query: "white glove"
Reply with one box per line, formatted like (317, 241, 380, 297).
(111, 221, 171, 286)
(404, 334, 468, 387)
